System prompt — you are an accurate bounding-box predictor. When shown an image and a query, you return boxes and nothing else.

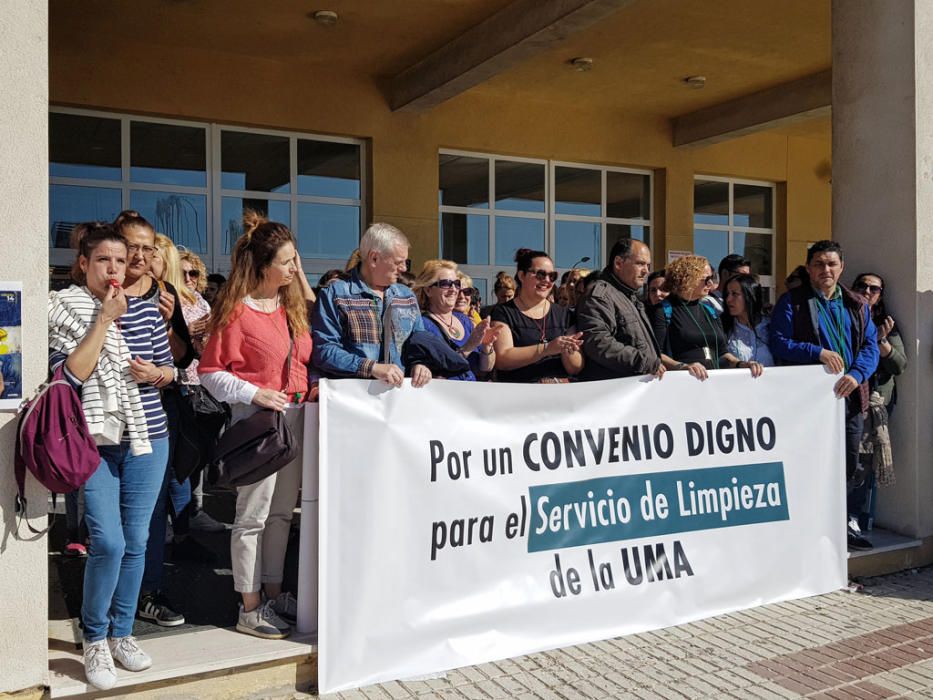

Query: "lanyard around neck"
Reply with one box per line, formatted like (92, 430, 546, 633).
(679, 300, 719, 369)
(814, 291, 849, 371)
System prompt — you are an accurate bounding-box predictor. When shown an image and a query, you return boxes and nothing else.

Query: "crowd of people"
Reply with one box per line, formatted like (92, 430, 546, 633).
(50, 212, 905, 689)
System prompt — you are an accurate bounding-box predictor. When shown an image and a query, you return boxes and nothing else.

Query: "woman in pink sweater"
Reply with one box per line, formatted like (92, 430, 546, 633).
(199, 211, 314, 639)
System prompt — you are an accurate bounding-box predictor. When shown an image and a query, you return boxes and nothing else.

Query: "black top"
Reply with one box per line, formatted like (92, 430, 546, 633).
(137, 278, 195, 369)
(651, 296, 727, 369)
(491, 299, 573, 383)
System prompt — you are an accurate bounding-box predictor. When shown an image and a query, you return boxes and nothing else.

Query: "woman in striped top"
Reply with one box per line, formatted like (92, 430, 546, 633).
(48, 223, 174, 691)
(112, 212, 196, 630)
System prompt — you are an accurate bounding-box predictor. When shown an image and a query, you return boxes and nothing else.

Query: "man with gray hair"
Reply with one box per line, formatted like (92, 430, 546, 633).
(312, 222, 431, 387)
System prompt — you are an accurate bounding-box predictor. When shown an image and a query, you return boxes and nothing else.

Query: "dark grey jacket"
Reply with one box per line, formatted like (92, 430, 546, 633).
(576, 270, 662, 381)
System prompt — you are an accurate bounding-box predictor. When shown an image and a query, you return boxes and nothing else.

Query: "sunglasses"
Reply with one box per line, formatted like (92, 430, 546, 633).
(703, 275, 714, 285)
(183, 269, 201, 279)
(526, 269, 559, 283)
(458, 287, 477, 297)
(431, 278, 462, 290)
(855, 282, 882, 294)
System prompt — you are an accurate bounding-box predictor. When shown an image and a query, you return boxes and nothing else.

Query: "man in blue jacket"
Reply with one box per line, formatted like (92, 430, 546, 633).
(312, 222, 431, 388)
(770, 240, 879, 550)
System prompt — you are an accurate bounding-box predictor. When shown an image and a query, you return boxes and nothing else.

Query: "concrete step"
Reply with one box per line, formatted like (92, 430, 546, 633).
(48, 626, 316, 699)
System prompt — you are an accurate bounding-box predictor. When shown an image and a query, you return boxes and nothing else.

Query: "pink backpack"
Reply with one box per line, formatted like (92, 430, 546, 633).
(14, 367, 100, 536)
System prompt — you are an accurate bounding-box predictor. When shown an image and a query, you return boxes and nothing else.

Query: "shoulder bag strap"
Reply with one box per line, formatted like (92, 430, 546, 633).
(282, 328, 294, 394)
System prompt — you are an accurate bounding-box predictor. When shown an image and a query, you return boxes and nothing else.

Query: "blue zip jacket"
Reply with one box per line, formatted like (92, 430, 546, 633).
(770, 284, 879, 385)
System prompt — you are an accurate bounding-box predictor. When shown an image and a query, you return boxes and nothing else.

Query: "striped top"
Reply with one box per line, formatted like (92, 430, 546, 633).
(50, 293, 173, 443)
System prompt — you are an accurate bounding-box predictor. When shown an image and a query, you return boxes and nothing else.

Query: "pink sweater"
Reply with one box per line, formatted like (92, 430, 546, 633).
(199, 304, 312, 397)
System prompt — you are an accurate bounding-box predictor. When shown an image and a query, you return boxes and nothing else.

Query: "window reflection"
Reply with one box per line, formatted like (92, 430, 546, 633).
(693, 180, 729, 226)
(439, 154, 489, 209)
(495, 161, 545, 213)
(130, 122, 206, 188)
(50, 113, 121, 181)
(555, 220, 600, 268)
(221, 131, 290, 193)
(130, 191, 208, 254)
(49, 185, 121, 248)
(495, 217, 545, 266)
(298, 140, 361, 199)
(555, 167, 601, 217)
(694, 229, 729, 267)
(296, 203, 360, 260)
(441, 213, 489, 265)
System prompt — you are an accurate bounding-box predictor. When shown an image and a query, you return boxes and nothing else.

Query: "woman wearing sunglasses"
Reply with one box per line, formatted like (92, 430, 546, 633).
(851, 272, 906, 411)
(490, 248, 584, 383)
(651, 255, 759, 381)
(413, 260, 499, 380)
(848, 272, 906, 528)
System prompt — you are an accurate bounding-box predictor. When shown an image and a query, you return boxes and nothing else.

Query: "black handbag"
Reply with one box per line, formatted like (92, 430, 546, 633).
(209, 333, 299, 489)
(173, 384, 229, 483)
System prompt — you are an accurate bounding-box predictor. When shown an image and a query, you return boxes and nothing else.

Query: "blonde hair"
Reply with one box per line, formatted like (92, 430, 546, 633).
(209, 210, 309, 336)
(179, 250, 208, 294)
(412, 259, 458, 310)
(457, 271, 473, 288)
(344, 248, 362, 272)
(153, 233, 196, 306)
(663, 255, 710, 298)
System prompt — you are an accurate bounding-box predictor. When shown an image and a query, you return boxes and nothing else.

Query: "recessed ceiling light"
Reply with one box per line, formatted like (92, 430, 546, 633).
(683, 75, 706, 89)
(309, 10, 338, 26)
(568, 57, 594, 72)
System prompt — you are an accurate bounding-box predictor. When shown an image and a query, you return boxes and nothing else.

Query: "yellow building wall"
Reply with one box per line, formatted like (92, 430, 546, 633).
(49, 44, 831, 280)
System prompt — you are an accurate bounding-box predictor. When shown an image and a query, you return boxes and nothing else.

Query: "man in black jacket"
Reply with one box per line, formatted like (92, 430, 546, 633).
(576, 239, 664, 381)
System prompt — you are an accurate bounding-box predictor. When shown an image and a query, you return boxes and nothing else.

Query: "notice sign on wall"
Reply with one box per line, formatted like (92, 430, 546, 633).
(318, 367, 846, 693)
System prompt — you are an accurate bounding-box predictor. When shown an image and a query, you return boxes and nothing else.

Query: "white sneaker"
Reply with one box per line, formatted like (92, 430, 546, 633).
(848, 515, 862, 535)
(109, 635, 152, 672)
(236, 601, 290, 639)
(189, 510, 230, 532)
(269, 591, 298, 626)
(83, 639, 117, 690)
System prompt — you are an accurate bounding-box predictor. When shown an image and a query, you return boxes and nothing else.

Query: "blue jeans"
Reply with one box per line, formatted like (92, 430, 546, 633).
(82, 438, 169, 642)
(141, 389, 191, 594)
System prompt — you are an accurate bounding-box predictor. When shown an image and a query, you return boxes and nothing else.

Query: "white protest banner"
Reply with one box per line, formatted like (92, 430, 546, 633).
(318, 366, 846, 693)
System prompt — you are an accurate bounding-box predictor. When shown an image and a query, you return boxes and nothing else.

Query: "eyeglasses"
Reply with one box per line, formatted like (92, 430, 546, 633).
(127, 244, 157, 258)
(526, 269, 559, 283)
(431, 278, 462, 290)
(183, 269, 201, 279)
(855, 282, 883, 294)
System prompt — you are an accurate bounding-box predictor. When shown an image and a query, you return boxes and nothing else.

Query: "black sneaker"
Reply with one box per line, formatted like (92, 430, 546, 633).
(847, 526, 873, 551)
(137, 591, 186, 627)
(170, 535, 217, 563)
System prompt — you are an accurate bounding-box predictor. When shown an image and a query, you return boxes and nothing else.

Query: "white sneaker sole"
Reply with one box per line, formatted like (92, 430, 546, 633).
(236, 622, 290, 640)
(137, 611, 186, 627)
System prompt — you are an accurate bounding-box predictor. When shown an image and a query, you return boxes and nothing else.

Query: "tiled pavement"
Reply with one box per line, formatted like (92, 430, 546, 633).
(322, 567, 933, 699)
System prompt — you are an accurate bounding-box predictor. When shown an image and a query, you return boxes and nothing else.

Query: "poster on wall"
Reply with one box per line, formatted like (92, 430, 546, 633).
(317, 367, 847, 693)
(0, 282, 23, 410)
(667, 249, 692, 263)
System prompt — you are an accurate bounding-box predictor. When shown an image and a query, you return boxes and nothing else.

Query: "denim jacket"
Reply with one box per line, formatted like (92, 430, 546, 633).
(311, 269, 424, 378)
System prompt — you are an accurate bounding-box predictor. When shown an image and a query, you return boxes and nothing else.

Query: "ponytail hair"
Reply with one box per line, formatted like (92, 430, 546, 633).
(514, 247, 550, 274)
(209, 210, 308, 336)
(70, 222, 127, 284)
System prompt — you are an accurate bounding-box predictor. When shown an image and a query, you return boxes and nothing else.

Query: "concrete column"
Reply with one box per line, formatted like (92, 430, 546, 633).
(0, 1, 49, 694)
(832, 0, 933, 538)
